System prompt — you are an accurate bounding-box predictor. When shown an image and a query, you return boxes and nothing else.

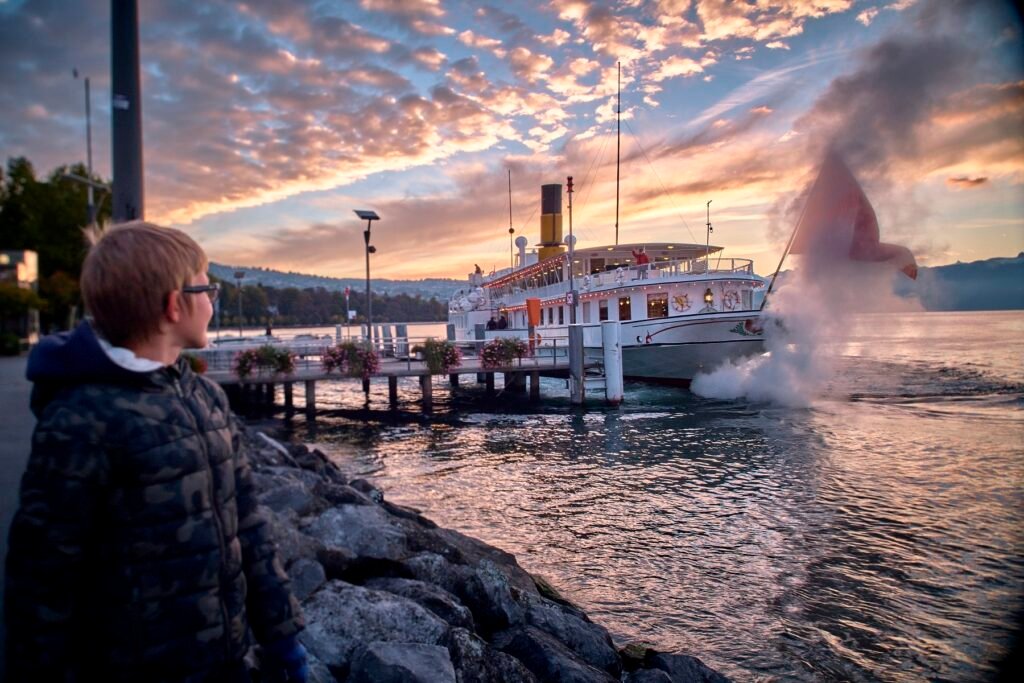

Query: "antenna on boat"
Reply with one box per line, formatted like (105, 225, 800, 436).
(615, 61, 621, 246)
(705, 199, 713, 270)
(508, 169, 515, 271)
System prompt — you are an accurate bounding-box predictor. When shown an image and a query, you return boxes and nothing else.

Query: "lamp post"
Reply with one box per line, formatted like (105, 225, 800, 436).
(73, 68, 95, 228)
(234, 270, 245, 338)
(566, 176, 576, 324)
(354, 210, 380, 339)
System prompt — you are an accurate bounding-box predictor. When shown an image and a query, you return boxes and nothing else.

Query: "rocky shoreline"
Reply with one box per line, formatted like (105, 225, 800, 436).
(245, 425, 731, 682)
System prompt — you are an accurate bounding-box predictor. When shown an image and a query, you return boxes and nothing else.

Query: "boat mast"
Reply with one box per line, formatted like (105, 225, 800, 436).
(615, 61, 621, 245)
(705, 199, 712, 270)
(508, 169, 515, 271)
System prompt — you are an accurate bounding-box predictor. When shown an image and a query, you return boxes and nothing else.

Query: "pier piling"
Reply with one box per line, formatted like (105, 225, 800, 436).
(388, 376, 398, 407)
(305, 380, 316, 415)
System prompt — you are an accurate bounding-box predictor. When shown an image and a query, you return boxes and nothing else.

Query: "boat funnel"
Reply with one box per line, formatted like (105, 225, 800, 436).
(538, 184, 565, 262)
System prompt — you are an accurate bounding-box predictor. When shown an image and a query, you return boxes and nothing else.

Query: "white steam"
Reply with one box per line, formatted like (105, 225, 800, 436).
(691, 260, 921, 407)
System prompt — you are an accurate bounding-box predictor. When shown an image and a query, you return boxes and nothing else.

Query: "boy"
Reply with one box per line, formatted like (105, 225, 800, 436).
(5, 222, 307, 682)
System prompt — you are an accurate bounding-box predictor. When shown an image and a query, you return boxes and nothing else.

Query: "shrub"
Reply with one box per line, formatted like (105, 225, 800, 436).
(480, 337, 529, 369)
(234, 345, 295, 378)
(181, 352, 208, 374)
(321, 342, 380, 380)
(411, 338, 461, 374)
(0, 332, 21, 356)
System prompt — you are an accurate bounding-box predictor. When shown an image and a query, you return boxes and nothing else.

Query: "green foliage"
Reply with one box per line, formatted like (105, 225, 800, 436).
(411, 338, 461, 374)
(0, 332, 21, 356)
(0, 156, 111, 331)
(234, 345, 295, 378)
(0, 284, 46, 319)
(181, 353, 208, 374)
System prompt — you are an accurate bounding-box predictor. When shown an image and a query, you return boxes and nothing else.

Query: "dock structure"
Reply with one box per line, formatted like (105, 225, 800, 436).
(205, 355, 576, 415)
(195, 322, 623, 415)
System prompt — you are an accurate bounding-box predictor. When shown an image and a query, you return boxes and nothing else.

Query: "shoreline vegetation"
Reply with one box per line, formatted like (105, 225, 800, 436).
(242, 420, 730, 682)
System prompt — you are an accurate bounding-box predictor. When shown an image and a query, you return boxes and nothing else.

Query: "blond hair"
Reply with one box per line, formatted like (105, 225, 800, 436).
(81, 221, 208, 347)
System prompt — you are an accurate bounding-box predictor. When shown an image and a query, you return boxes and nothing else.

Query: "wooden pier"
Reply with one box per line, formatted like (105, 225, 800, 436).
(206, 355, 580, 414)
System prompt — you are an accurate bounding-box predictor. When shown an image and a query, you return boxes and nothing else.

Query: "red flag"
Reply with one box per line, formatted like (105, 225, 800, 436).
(791, 150, 917, 279)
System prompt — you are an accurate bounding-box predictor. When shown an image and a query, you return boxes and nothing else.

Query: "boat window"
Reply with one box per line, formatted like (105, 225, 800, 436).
(599, 300, 609, 321)
(647, 294, 668, 319)
(547, 307, 554, 325)
(590, 258, 605, 274)
(618, 296, 632, 321)
(582, 301, 591, 323)
(558, 306, 564, 325)
(742, 289, 752, 310)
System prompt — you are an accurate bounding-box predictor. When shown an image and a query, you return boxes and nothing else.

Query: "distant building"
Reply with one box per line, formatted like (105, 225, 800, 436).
(1, 250, 41, 347)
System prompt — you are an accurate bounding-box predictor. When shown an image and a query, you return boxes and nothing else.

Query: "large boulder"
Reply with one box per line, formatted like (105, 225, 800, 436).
(305, 504, 409, 560)
(348, 641, 456, 683)
(523, 595, 620, 676)
(256, 477, 318, 516)
(493, 625, 618, 683)
(624, 669, 674, 683)
(288, 558, 326, 602)
(444, 627, 537, 683)
(298, 580, 450, 676)
(402, 552, 471, 595)
(644, 653, 732, 683)
(457, 559, 526, 635)
(364, 577, 475, 630)
(261, 507, 322, 567)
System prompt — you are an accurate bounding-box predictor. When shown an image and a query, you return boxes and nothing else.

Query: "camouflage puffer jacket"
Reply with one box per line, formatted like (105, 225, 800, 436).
(5, 322, 303, 682)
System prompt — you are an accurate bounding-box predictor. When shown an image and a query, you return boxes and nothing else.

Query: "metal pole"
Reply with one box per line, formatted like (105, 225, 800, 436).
(508, 169, 515, 271)
(85, 76, 95, 227)
(364, 221, 372, 334)
(236, 276, 243, 338)
(705, 199, 712, 271)
(111, 0, 144, 221)
(567, 175, 576, 324)
(569, 324, 583, 405)
(615, 61, 621, 245)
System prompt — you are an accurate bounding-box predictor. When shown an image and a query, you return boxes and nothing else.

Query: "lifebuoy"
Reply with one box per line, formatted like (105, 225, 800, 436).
(672, 294, 690, 312)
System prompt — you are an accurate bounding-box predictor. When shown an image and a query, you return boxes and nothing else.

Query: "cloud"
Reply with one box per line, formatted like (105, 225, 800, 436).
(946, 176, 988, 188)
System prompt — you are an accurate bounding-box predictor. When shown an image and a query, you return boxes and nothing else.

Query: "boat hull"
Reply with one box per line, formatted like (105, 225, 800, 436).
(584, 311, 765, 383)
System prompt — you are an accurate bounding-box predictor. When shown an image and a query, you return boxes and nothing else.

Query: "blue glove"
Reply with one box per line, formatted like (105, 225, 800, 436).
(263, 634, 310, 683)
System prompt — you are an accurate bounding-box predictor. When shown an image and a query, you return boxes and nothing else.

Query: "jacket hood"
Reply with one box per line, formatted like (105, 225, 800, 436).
(26, 321, 182, 416)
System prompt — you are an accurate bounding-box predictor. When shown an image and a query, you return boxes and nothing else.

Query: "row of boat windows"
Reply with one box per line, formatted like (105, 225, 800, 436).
(522, 293, 672, 327)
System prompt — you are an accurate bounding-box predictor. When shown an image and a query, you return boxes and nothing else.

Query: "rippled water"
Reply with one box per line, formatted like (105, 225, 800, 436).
(265, 311, 1024, 681)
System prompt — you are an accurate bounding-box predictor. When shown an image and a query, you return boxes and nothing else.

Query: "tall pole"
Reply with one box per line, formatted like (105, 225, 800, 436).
(705, 200, 712, 271)
(508, 169, 515, 271)
(615, 61, 621, 245)
(234, 271, 244, 338)
(364, 221, 372, 330)
(567, 176, 576, 324)
(111, 0, 144, 222)
(74, 69, 96, 228)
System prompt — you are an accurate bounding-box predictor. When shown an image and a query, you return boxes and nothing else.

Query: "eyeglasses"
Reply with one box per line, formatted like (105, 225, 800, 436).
(182, 282, 220, 302)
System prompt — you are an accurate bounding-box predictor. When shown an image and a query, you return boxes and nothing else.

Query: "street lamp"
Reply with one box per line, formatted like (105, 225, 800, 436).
(73, 68, 95, 228)
(234, 270, 245, 338)
(354, 210, 379, 338)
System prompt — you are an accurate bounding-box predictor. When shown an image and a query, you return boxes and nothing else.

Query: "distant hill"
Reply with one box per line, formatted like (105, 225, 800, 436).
(209, 263, 463, 301)
(896, 253, 1024, 311)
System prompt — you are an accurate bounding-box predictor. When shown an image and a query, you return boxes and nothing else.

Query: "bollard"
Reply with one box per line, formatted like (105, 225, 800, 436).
(601, 321, 624, 405)
(568, 324, 584, 405)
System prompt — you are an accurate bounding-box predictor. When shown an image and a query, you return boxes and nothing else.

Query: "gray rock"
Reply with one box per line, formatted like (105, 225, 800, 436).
(258, 480, 317, 516)
(524, 594, 620, 676)
(365, 577, 475, 630)
(624, 669, 674, 683)
(349, 478, 384, 502)
(306, 505, 409, 560)
(493, 625, 617, 683)
(458, 559, 526, 635)
(262, 507, 322, 566)
(444, 627, 537, 683)
(348, 641, 456, 683)
(313, 481, 375, 507)
(646, 653, 732, 683)
(435, 527, 540, 597)
(401, 552, 467, 594)
(288, 558, 326, 602)
(298, 580, 450, 674)
(265, 465, 323, 489)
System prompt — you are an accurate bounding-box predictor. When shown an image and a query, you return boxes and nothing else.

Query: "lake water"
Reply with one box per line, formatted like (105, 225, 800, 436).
(260, 311, 1024, 681)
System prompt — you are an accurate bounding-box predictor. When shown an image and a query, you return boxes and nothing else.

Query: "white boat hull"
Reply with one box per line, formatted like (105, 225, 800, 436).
(583, 311, 765, 384)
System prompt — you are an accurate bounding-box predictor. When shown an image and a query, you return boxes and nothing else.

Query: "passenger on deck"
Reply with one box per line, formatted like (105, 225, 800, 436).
(633, 246, 651, 278)
(486, 317, 498, 330)
(497, 315, 508, 329)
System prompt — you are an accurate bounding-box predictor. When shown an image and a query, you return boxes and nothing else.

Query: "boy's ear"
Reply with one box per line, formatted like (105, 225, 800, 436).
(164, 289, 183, 324)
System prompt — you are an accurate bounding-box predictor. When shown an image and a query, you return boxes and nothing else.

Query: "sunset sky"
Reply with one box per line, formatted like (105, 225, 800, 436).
(2, 0, 1021, 279)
